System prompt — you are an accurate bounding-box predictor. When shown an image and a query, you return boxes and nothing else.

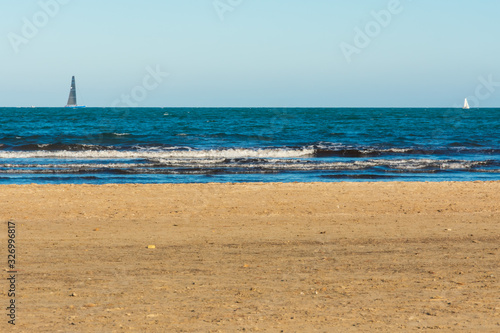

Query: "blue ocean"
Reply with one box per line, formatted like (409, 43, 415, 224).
(0, 107, 499, 184)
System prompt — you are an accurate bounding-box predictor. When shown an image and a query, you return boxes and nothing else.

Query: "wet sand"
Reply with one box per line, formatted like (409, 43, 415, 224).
(1, 182, 499, 332)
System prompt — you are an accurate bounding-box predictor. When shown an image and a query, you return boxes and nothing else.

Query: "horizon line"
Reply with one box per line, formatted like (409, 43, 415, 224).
(0, 106, 498, 109)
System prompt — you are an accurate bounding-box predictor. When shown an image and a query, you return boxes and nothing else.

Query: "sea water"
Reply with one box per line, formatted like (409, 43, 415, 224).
(0, 107, 499, 184)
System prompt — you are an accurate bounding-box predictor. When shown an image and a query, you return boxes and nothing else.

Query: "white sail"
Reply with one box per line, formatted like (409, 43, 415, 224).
(463, 98, 470, 109)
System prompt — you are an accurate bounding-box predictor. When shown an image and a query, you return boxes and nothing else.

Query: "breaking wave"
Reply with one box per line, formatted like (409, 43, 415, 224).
(0, 147, 315, 159)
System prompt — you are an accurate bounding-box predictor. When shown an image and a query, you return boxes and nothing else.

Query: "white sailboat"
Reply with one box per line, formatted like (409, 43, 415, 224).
(65, 76, 85, 108)
(463, 98, 470, 110)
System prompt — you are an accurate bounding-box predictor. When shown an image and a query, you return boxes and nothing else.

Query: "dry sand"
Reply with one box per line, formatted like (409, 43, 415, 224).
(1, 182, 499, 332)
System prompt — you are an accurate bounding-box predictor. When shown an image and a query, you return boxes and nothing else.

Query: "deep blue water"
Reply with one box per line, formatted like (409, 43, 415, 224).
(0, 107, 499, 184)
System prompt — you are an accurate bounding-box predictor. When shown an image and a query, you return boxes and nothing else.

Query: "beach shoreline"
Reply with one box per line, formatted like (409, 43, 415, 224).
(1, 181, 499, 331)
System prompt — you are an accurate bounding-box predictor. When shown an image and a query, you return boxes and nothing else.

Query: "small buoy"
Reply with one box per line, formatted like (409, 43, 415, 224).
(147, 245, 156, 249)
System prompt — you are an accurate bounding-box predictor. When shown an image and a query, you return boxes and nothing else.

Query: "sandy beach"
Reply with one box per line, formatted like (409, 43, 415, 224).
(1, 182, 499, 332)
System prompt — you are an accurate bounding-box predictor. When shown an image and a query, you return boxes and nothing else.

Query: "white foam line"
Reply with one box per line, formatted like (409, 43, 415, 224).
(0, 148, 315, 159)
(0, 158, 490, 172)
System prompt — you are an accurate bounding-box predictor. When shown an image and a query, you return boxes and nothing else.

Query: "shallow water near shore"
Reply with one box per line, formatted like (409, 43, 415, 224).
(1, 107, 499, 184)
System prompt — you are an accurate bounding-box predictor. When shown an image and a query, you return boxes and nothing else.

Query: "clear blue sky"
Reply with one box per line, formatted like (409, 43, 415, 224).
(1, 0, 499, 107)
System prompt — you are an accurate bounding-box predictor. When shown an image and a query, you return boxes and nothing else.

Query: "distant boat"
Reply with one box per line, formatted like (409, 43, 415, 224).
(463, 98, 470, 110)
(65, 76, 85, 108)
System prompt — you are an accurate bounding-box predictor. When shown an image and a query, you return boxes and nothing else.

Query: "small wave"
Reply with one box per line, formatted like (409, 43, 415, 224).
(0, 163, 145, 169)
(312, 144, 418, 157)
(449, 141, 484, 148)
(313, 146, 500, 158)
(11, 143, 113, 152)
(98, 132, 133, 138)
(0, 147, 315, 160)
(0, 158, 494, 176)
(321, 174, 397, 179)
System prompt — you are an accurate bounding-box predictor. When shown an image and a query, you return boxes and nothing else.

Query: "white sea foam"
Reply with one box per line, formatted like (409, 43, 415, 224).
(0, 158, 490, 173)
(0, 147, 315, 160)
